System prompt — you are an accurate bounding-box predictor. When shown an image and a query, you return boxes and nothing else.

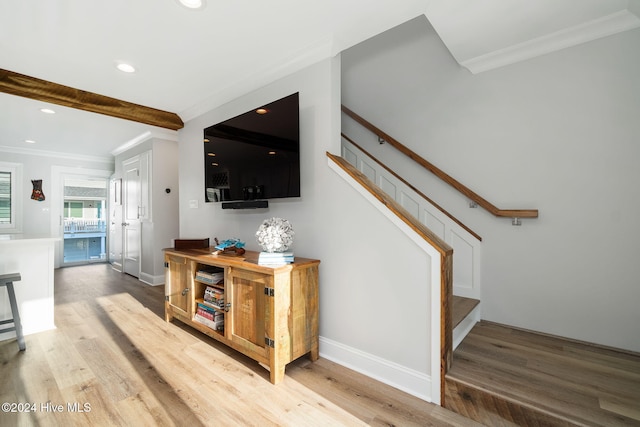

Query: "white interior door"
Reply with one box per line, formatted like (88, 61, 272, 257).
(123, 157, 141, 277)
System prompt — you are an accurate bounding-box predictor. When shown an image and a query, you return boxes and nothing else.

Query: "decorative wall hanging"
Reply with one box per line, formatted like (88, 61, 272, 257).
(31, 179, 45, 201)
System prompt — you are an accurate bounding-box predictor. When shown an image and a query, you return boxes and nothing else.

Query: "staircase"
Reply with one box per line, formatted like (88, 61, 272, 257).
(337, 106, 640, 426)
(340, 132, 482, 350)
(338, 105, 546, 412)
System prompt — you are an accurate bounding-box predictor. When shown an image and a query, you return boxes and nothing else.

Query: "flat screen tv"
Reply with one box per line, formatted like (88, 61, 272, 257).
(203, 92, 300, 208)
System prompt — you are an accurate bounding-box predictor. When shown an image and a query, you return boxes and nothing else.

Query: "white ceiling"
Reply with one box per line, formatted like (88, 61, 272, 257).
(1, 0, 639, 161)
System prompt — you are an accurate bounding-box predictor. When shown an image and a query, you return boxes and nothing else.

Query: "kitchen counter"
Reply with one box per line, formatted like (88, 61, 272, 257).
(0, 234, 59, 341)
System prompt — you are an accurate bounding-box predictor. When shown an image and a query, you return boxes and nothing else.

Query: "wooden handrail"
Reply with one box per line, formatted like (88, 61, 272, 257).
(342, 105, 538, 220)
(342, 133, 482, 241)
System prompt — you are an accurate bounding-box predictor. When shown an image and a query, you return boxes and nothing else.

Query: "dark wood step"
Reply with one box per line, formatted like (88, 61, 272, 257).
(444, 321, 640, 426)
(452, 295, 479, 329)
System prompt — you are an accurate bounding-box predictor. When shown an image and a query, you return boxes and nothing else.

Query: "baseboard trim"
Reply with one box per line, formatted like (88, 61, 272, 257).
(319, 336, 433, 402)
(138, 272, 164, 286)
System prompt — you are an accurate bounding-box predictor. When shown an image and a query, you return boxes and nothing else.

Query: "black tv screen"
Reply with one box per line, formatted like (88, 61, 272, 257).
(203, 93, 300, 204)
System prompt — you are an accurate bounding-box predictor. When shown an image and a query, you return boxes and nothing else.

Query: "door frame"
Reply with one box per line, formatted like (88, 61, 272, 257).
(50, 166, 113, 269)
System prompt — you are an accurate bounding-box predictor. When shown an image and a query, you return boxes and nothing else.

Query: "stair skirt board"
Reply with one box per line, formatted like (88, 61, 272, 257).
(319, 336, 434, 403)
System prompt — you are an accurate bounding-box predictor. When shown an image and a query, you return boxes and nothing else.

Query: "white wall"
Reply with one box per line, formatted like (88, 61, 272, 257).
(150, 140, 180, 276)
(341, 16, 640, 352)
(178, 58, 440, 400)
(0, 150, 113, 237)
(114, 137, 179, 284)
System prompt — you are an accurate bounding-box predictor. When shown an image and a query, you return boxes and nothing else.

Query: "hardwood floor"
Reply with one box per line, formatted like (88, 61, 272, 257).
(0, 264, 478, 427)
(445, 321, 640, 426)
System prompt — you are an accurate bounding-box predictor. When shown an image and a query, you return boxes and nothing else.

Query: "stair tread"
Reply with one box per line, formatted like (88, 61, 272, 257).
(452, 295, 479, 329)
(445, 321, 640, 426)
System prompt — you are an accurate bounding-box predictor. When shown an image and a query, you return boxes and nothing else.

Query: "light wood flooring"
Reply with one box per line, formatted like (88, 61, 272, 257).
(445, 321, 640, 426)
(0, 264, 479, 427)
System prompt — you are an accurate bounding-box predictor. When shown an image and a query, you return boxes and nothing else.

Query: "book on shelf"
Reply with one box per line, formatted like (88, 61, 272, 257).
(198, 296, 224, 310)
(199, 299, 224, 310)
(195, 269, 224, 285)
(204, 286, 224, 306)
(195, 302, 224, 331)
(196, 304, 223, 320)
(194, 313, 224, 331)
(258, 251, 294, 266)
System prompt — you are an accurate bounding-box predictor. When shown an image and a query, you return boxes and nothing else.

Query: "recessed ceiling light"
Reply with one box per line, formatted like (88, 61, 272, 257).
(256, 108, 268, 115)
(268, 151, 276, 155)
(204, 138, 210, 143)
(40, 108, 55, 114)
(177, 0, 205, 9)
(207, 153, 216, 156)
(25, 139, 36, 144)
(116, 62, 136, 73)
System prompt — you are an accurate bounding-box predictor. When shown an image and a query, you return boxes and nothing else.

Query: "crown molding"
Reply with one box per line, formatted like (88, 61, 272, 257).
(0, 144, 114, 165)
(111, 128, 179, 157)
(461, 10, 640, 74)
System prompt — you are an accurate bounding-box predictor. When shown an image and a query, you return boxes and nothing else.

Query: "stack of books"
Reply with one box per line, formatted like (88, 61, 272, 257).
(195, 268, 224, 285)
(194, 302, 224, 331)
(203, 286, 224, 309)
(258, 251, 294, 266)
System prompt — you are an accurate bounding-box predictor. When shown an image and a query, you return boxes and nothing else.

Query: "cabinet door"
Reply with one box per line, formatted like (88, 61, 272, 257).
(226, 267, 271, 361)
(165, 254, 190, 320)
(122, 156, 141, 277)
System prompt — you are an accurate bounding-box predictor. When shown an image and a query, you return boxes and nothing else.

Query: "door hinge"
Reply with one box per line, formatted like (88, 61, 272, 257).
(164, 261, 169, 268)
(264, 287, 275, 297)
(265, 337, 275, 348)
(165, 295, 169, 302)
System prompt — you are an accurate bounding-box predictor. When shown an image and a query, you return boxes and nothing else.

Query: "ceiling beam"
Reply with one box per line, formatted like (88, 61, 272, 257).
(0, 68, 184, 131)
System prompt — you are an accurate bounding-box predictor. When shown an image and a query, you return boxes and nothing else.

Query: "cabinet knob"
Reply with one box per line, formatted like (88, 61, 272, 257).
(181, 288, 189, 296)
(225, 303, 231, 312)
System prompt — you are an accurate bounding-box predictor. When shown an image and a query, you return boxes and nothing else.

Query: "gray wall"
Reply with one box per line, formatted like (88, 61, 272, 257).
(178, 58, 439, 400)
(342, 16, 640, 352)
(114, 137, 180, 284)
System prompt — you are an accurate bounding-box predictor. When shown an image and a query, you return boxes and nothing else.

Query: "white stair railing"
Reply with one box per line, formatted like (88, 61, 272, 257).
(341, 136, 481, 302)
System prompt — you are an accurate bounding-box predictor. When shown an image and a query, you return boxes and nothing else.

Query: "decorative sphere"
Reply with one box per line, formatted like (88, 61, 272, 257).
(256, 217, 294, 253)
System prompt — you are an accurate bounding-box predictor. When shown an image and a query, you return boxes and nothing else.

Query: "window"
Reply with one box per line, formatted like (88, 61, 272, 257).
(0, 171, 11, 225)
(64, 201, 84, 218)
(0, 162, 22, 231)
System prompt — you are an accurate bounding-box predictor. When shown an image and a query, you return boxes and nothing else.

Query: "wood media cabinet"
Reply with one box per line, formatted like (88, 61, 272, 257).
(163, 247, 320, 384)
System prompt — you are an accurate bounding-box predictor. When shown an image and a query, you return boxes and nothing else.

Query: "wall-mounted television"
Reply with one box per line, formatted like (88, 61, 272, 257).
(203, 92, 300, 209)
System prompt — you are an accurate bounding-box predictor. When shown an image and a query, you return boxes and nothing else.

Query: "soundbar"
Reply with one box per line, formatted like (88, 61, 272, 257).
(221, 200, 268, 209)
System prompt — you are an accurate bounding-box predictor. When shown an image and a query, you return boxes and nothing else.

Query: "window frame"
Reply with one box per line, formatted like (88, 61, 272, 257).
(0, 162, 23, 232)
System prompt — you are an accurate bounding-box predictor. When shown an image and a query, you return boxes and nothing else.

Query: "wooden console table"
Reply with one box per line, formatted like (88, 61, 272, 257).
(163, 247, 320, 384)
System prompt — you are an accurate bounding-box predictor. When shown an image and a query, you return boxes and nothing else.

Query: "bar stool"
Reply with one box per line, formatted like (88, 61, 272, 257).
(0, 273, 25, 351)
